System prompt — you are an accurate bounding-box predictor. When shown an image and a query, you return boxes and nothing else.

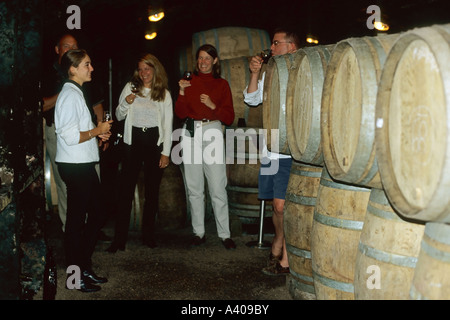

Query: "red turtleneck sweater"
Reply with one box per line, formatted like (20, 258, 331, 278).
(175, 72, 235, 126)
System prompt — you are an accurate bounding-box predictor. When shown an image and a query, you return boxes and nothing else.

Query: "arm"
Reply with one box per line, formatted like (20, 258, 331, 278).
(115, 83, 134, 121)
(174, 79, 191, 120)
(243, 56, 265, 107)
(42, 94, 58, 112)
(161, 92, 174, 157)
(247, 55, 263, 94)
(208, 80, 234, 126)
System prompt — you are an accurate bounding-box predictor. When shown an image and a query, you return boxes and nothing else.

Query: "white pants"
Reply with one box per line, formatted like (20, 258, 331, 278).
(181, 121, 230, 239)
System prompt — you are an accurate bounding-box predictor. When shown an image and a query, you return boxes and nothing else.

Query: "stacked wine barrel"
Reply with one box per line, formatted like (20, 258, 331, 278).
(263, 23, 450, 300)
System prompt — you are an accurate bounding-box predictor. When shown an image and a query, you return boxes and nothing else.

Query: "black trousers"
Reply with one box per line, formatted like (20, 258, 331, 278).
(113, 126, 163, 246)
(58, 162, 105, 271)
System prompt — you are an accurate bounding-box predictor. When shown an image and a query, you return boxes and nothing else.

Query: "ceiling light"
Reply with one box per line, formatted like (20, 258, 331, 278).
(374, 21, 389, 31)
(148, 11, 164, 22)
(145, 31, 157, 40)
(306, 35, 319, 44)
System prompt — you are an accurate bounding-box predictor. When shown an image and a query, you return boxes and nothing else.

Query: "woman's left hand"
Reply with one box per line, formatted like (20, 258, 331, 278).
(159, 154, 170, 169)
(200, 94, 216, 110)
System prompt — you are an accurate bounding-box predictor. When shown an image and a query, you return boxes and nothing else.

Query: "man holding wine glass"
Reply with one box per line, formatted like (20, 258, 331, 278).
(243, 28, 300, 276)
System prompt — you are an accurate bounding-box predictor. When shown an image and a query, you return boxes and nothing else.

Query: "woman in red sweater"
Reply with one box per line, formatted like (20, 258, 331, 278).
(175, 44, 236, 249)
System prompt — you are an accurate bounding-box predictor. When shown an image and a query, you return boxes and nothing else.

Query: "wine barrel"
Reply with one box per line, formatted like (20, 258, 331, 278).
(354, 188, 424, 300)
(410, 222, 450, 299)
(321, 34, 399, 188)
(192, 27, 271, 60)
(286, 45, 334, 166)
(178, 45, 195, 78)
(285, 161, 323, 300)
(263, 53, 295, 154)
(311, 167, 370, 300)
(221, 57, 264, 128)
(375, 24, 450, 222)
(226, 128, 272, 225)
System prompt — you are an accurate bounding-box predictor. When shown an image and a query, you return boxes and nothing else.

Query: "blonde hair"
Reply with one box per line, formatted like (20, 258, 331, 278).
(130, 53, 168, 102)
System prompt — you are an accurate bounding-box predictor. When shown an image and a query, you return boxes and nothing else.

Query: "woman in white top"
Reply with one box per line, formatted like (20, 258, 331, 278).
(55, 49, 112, 292)
(107, 53, 173, 253)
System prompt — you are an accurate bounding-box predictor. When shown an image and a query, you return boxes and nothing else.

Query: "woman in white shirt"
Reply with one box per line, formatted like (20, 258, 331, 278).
(107, 53, 173, 253)
(55, 49, 112, 292)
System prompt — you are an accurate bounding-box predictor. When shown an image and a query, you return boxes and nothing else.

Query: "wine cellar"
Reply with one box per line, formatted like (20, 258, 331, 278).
(1, 0, 450, 304)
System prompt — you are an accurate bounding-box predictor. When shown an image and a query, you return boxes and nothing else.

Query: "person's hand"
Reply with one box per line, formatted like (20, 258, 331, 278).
(98, 120, 112, 134)
(249, 55, 263, 74)
(125, 94, 135, 104)
(159, 154, 170, 169)
(98, 139, 110, 151)
(200, 94, 216, 110)
(178, 79, 191, 95)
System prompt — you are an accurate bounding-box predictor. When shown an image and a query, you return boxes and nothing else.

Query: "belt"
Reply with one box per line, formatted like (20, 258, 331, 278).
(133, 126, 156, 132)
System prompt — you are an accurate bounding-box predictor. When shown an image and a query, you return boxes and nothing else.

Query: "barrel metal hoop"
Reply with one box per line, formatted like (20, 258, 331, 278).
(367, 201, 400, 221)
(313, 210, 364, 231)
(285, 193, 317, 206)
(320, 177, 371, 192)
(286, 243, 311, 259)
(312, 270, 354, 293)
(358, 242, 418, 268)
(421, 235, 450, 263)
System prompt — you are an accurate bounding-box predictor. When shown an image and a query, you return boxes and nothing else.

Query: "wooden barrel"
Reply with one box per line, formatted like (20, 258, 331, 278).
(263, 53, 295, 154)
(221, 57, 264, 128)
(225, 128, 272, 225)
(284, 161, 323, 300)
(321, 34, 399, 188)
(192, 27, 271, 60)
(354, 188, 425, 300)
(311, 167, 370, 300)
(375, 24, 450, 222)
(286, 45, 334, 165)
(177, 45, 195, 78)
(410, 222, 450, 299)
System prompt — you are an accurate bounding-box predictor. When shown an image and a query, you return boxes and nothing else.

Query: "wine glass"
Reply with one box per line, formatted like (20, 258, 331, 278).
(103, 110, 112, 122)
(260, 49, 271, 64)
(130, 83, 139, 94)
(183, 71, 193, 81)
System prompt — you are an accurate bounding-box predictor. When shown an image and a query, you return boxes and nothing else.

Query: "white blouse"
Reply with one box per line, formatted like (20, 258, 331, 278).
(116, 82, 173, 157)
(55, 81, 99, 163)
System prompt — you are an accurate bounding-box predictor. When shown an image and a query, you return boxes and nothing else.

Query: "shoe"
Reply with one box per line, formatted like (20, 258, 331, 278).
(262, 262, 290, 276)
(106, 242, 125, 253)
(82, 269, 108, 284)
(78, 278, 101, 293)
(190, 235, 206, 247)
(222, 238, 236, 250)
(267, 252, 281, 267)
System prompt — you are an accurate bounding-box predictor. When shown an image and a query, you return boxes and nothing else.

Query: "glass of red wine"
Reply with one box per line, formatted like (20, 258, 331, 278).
(260, 49, 271, 64)
(130, 83, 139, 94)
(183, 71, 193, 81)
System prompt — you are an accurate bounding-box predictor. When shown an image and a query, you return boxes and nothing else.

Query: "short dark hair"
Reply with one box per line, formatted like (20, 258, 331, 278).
(273, 28, 301, 49)
(194, 44, 221, 78)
